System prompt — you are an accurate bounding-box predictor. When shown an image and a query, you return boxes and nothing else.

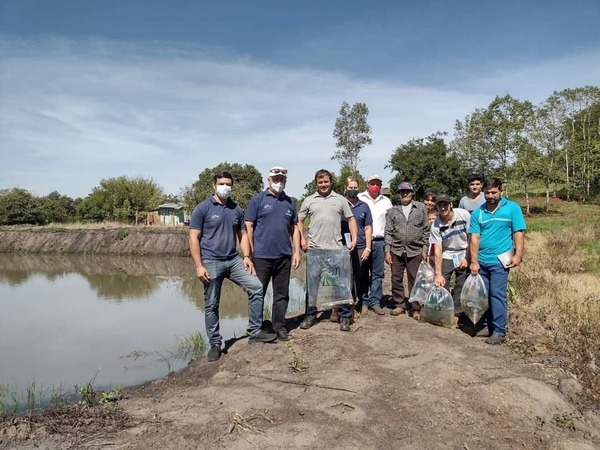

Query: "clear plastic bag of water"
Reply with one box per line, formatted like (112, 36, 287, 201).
(421, 285, 455, 327)
(409, 260, 435, 306)
(306, 248, 353, 309)
(460, 274, 489, 324)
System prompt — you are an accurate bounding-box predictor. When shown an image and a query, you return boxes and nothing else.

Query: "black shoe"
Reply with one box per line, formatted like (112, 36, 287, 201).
(300, 315, 317, 330)
(249, 330, 277, 344)
(207, 344, 221, 362)
(485, 334, 506, 345)
(340, 317, 351, 331)
(276, 329, 290, 341)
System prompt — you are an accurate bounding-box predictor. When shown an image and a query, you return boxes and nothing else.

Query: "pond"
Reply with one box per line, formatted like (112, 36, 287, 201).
(0, 254, 306, 412)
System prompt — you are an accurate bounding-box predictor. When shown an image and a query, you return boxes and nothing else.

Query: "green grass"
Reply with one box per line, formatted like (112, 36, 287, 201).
(526, 217, 578, 233)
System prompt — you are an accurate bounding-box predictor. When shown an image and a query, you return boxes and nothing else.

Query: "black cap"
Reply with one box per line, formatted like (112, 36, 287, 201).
(435, 194, 452, 204)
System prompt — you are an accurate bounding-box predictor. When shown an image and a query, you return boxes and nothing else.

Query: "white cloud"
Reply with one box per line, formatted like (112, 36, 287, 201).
(0, 36, 597, 199)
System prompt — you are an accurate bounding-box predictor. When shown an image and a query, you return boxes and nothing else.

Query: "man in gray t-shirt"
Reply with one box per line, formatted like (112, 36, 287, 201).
(458, 173, 486, 213)
(298, 169, 357, 331)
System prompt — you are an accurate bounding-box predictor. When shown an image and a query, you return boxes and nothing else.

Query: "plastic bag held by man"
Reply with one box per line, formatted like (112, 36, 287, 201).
(421, 285, 455, 327)
(460, 274, 489, 324)
(306, 249, 353, 309)
(408, 261, 435, 306)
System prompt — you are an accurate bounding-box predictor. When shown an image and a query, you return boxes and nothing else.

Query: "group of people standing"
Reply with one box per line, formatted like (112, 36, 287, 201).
(188, 168, 526, 362)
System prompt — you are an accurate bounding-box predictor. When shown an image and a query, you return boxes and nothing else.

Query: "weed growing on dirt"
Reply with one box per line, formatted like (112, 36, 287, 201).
(76, 370, 100, 407)
(286, 342, 309, 373)
(226, 409, 273, 436)
(100, 385, 123, 404)
(116, 229, 129, 240)
(551, 412, 579, 430)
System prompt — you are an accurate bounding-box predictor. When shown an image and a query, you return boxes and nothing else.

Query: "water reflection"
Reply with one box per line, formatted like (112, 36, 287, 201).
(0, 253, 307, 410)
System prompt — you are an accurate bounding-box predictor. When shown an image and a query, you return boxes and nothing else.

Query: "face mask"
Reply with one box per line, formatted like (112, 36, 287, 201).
(271, 182, 284, 194)
(346, 189, 359, 198)
(368, 185, 381, 196)
(215, 185, 232, 199)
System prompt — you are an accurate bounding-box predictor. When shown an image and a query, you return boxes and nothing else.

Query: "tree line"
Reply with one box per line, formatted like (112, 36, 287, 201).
(2, 85, 598, 226)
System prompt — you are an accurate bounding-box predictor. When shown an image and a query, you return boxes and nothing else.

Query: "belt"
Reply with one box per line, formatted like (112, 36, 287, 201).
(373, 237, 384, 241)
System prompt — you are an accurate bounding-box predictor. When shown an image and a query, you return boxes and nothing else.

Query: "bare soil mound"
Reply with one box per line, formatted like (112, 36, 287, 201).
(3, 312, 599, 450)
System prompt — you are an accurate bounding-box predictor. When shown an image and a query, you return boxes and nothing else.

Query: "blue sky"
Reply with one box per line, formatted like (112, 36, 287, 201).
(1, 0, 599, 198)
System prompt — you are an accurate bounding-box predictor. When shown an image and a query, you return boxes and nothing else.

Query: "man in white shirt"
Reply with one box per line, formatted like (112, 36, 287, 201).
(358, 174, 392, 315)
(430, 194, 471, 323)
(458, 173, 486, 213)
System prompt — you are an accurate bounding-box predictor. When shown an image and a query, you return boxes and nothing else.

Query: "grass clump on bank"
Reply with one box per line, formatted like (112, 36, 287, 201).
(509, 203, 600, 402)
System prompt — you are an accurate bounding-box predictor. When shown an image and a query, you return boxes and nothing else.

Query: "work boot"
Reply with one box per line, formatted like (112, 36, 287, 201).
(361, 305, 369, 317)
(371, 305, 386, 315)
(300, 315, 317, 330)
(390, 307, 406, 316)
(207, 344, 221, 362)
(485, 334, 506, 345)
(276, 329, 290, 341)
(352, 305, 360, 320)
(339, 317, 351, 332)
(330, 306, 340, 322)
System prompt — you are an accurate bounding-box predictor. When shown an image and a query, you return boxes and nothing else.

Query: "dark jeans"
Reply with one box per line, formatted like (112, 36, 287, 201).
(254, 256, 291, 333)
(351, 246, 370, 311)
(440, 259, 468, 316)
(391, 252, 422, 311)
(366, 239, 385, 307)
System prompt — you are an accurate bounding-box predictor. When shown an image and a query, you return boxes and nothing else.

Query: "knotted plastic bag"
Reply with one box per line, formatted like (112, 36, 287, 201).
(460, 274, 489, 324)
(421, 285, 455, 327)
(306, 248, 353, 309)
(409, 261, 435, 306)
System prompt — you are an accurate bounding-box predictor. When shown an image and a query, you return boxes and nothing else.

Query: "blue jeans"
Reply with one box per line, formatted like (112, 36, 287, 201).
(479, 262, 510, 337)
(367, 239, 385, 307)
(202, 256, 264, 346)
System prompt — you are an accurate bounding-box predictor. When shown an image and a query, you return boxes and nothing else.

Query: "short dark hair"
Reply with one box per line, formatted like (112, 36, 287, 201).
(467, 173, 483, 183)
(423, 191, 437, 202)
(483, 178, 503, 190)
(314, 169, 332, 183)
(213, 171, 234, 184)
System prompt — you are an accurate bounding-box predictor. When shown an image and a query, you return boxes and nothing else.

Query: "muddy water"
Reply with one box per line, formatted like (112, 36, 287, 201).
(0, 254, 306, 410)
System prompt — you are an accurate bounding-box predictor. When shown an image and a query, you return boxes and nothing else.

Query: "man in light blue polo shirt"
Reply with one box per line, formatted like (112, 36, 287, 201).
(468, 178, 526, 345)
(245, 166, 301, 342)
(189, 171, 276, 362)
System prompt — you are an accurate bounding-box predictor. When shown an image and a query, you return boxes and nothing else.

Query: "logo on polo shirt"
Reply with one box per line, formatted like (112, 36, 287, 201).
(262, 205, 272, 210)
(285, 209, 293, 218)
(210, 214, 220, 220)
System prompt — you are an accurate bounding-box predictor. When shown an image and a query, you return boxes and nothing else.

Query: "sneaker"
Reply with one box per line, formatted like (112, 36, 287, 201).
(339, 317, 351, 332)
(474, 327, 491, 338)
(249, 330, 277, 344)
(276, 329, 290, 341)
(330, 307, 340, 323)
(371, 305, 386, 315)
(485, 334, 506, 345)
(300, 315, 317, 330)
(207, 344, 221, 362)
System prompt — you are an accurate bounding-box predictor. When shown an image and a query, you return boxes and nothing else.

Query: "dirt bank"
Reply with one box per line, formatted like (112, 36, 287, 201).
(2, 311, 600, 450)
(0, 228, 189, 257)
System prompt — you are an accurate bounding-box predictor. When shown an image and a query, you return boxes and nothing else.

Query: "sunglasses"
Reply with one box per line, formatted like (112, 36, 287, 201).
(270, 167, 288, 175)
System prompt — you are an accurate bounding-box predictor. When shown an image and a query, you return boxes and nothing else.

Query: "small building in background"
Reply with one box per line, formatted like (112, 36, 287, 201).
(146, 203, 188, 226)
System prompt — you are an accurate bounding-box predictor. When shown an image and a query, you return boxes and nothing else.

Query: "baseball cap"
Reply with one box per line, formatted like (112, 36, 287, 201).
(435, 194, 452, 204)
(396, 182, 414, 191)
(367, 174, 383, 183)
(268, 166, 288, 178)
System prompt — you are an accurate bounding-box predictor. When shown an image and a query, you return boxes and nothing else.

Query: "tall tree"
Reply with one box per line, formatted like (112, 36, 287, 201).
(0, 188, 44, 225)
(332, 101, 372, 175)
(182, 162, 262, 212)
(387, 132, 466, 201)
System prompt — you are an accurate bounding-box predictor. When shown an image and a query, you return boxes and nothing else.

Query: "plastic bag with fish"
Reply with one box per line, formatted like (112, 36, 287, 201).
(421, 285, 455, 327)
(306, 248, 353, 309)
(460, 274, 489, 324)
(408, 260, 435, 306)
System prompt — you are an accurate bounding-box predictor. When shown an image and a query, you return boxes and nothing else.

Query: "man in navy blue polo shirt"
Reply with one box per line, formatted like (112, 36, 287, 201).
(245, 166, 301, 341)
(469, 178, 526, 345)
(189, 171, 276, 362)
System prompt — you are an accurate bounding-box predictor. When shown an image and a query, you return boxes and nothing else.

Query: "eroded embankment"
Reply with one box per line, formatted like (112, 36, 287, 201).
(0, 228, 190, 257)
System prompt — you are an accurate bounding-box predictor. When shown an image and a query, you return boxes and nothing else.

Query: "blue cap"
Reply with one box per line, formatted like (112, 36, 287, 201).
(396, 182, 414, 191)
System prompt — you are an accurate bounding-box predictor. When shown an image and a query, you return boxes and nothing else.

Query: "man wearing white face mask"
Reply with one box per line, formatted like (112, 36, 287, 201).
(189, 171, 277, 363)
(245, 166, 301, 341)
